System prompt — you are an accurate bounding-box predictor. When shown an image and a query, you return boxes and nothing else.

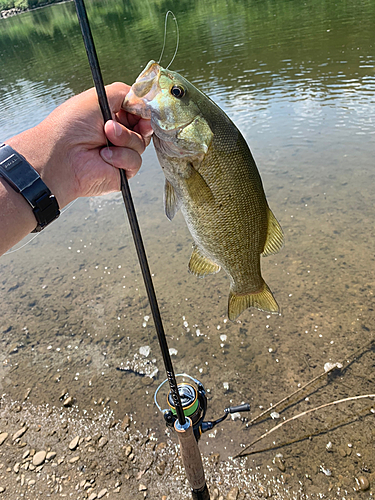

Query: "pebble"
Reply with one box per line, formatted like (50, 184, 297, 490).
(69, 456, 80, 463)
(210, 487, 220, 500)
(88, 493, 97, 500)
(0, 433, 8, 446)
(0, 487, 5, 493)
(23, 388, 31, 400)
(356, 475, 370, 491)
(210, 453, 220, 465)
(124, 445, 132, 457)
(226, 487, 239, 500)
(156, 461, 166, 475)
(139, 345, 151, 357)
(273, 454, 286, 472)
(319, 465, 332, 476)
(69, 436, 80, 450)
(98, 436, 108, 448)
(139, 484, 147, 491)
(121, 415, 130, 431)
(33, 450, 46, 466)
(46, 451, 56, 461)
(63, 396, 74, 407)
(97, 488, 108, 498)
(12, 427, 27, 440)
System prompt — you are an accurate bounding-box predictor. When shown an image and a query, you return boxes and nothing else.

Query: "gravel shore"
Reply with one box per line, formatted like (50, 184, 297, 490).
(0, 397, 309, 500)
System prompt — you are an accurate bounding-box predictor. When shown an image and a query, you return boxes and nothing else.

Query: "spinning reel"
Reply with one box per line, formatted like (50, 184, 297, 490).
(154, 374, 250, 441)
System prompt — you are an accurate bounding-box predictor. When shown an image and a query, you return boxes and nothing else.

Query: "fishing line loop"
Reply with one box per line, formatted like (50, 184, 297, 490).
(158, 10, 179, 69)
(4, 199, 78, 255)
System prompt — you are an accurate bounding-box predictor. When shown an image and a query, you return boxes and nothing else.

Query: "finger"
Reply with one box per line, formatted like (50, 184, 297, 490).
(116, 110, 153, 143)
(105, 82, 131, 114)
(100, 147, 142, 179)
(133, 118, 153, 141)
(104, 120, 146, 155)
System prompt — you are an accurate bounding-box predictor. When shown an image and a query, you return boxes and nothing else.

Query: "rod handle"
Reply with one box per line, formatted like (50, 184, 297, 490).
(225, 403, 250, 414)
(175, 418, 207, 492)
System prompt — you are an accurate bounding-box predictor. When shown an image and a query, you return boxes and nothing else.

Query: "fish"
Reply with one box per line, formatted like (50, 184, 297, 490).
(123, 61, 283, 321)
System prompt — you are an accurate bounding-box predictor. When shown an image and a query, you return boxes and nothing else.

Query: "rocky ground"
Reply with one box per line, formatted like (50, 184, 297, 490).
(0, 396, 313, 500)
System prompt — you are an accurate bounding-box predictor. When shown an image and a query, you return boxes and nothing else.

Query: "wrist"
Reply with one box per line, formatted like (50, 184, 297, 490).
(6, 124, 76, 209)
(0, 143, 60, 232)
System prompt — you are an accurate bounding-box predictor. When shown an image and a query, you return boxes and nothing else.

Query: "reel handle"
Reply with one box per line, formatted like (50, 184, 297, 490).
(225, 403, 250, 414)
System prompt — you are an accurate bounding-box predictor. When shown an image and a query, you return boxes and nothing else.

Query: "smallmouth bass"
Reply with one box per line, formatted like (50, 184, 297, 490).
(123, 61, 283, 320)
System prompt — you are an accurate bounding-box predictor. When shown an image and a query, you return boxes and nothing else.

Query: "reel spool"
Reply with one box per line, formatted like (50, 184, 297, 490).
(154, 373, 250, 441)
(154, 374, 207, 440)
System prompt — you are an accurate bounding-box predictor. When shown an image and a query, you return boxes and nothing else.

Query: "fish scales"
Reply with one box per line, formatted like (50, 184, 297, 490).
(123, 61, 283, 320)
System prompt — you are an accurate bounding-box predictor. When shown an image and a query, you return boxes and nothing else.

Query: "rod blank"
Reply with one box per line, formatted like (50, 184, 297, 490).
(73, 0, 186, 427)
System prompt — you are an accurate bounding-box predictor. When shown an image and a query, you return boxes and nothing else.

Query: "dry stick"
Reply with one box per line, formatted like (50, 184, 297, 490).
(237, 402, 373, 457)
(246, 336, 374, 427)
(234, 394, 375, 459)
(246, 366, 337, 427)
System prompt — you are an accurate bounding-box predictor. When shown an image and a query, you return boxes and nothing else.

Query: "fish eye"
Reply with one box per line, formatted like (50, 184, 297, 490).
(171, 85, 185, 99)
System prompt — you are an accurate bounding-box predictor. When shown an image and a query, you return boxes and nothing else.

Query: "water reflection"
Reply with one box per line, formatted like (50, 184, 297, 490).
(0, 79, 73, 140)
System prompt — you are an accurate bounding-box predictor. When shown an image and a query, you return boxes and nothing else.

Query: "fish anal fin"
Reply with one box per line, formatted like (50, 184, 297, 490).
(262, 208, 284, 257)
(228, 282, 279, 321)
(188, 246, 221, 277)
(164, 180, 181, 221)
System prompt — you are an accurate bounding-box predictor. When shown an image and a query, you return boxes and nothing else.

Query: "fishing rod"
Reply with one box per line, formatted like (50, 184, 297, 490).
(73, 1, 210, 498)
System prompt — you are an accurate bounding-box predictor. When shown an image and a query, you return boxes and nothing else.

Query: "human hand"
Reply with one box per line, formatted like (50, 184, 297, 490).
(6, 82, 153, 209)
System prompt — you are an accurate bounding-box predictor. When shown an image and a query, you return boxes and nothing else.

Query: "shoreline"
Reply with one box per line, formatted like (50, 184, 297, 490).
(0, 0, 71, 19)
(0, 396, 306, 500)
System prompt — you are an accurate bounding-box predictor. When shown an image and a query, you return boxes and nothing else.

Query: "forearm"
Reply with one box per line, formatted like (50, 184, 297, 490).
(0, 176, 37, 255)
(0, 127, 68, 256)
(0, 83, 152, 257)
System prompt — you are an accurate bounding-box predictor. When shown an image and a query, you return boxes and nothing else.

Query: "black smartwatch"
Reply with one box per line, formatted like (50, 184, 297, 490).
(0, 143, 60, 232)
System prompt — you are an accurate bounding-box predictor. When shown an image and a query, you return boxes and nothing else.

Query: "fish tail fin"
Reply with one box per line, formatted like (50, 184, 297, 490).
(228, 282, 279, 321)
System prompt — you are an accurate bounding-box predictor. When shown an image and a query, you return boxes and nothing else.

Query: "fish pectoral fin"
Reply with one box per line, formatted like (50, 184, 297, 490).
(188, 246, 221, 277)
(184, 165, 215, 205)
(228, 282, 279, 321)
(164, 180, 182, 221)
(262, 207, 284, 257)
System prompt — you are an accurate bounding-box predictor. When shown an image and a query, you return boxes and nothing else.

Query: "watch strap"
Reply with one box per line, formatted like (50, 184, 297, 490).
(0, 143, 60, 232)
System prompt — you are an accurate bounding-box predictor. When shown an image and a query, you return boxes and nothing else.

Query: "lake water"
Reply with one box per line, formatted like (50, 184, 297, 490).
(1, 0, 374, 497)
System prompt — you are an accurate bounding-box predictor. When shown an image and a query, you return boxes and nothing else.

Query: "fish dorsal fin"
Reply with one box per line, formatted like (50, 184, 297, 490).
(228, 281, 279, 321)
(184, 165, 215, 206)
(188, 246, 221, 277)
(164, 180, 182, 221)
(262, 207, 284, 257)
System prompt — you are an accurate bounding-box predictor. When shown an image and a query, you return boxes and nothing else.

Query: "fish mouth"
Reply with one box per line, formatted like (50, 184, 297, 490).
(123, 61, 162, 119)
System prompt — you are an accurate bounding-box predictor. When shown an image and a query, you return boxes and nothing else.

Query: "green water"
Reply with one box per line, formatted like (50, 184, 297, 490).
(1, 0, 375, 497)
